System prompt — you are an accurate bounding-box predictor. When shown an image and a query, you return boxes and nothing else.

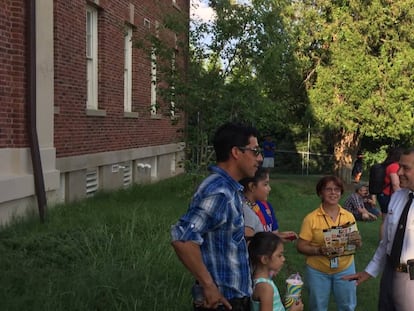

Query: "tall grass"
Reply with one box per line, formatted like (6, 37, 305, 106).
(0, 174, 380, 310)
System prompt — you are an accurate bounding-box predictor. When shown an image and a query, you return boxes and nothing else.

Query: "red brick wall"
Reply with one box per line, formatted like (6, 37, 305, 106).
(0, 0, 28, 148)
(54, 0, 189, 157)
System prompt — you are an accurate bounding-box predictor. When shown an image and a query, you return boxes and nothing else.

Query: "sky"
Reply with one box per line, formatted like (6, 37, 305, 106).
(191, 0, 215, 23)
(190, 0, 251, 66)
(191, 0, 251, 22)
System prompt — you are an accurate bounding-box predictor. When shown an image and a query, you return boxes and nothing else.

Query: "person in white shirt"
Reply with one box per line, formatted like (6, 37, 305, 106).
(344, 148, 414, 311)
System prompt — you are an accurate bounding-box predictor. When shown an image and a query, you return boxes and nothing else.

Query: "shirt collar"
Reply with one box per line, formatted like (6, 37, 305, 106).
(317, 204, 345, 216)
(208, 165, 243, 192)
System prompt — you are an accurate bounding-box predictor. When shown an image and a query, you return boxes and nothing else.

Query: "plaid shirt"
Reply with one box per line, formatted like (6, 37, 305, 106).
(171, 165, 252, 299)
(343, 192, 364, 216)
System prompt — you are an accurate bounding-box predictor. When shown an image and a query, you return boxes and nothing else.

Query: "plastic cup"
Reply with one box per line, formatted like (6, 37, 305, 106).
(284, 278, 303, 309)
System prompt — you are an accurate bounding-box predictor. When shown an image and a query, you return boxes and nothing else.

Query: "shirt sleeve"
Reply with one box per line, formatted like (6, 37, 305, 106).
(171, 192, 228, 245)
(365, 220, 388, 277)
(387, 162, 399, 174)
(365, 190, 406, 277)
(299, 214, 313, 241)
(243, 204, 263, 233)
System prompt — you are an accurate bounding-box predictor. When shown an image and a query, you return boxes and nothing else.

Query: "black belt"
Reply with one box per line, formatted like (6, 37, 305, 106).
(387, 255, 408, 273)
(395, 263, 408, 273)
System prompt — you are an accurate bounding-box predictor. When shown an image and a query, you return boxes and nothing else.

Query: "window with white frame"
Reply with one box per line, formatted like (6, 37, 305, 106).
(170, 51, 176, 118)
(150, 48, 157, 115)
(86, 6, 98, 110)
(150, 22, 160, 116)
(124, 26, 133, 112)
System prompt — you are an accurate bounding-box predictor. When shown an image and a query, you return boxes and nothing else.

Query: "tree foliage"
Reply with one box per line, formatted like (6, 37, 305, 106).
(289, 0, 414, 179)
(137, 0, 414, 177)
(185, 0, 308, 137)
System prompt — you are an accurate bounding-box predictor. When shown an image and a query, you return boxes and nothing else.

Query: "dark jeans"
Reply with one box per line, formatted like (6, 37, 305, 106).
(194, 297, 250, 311)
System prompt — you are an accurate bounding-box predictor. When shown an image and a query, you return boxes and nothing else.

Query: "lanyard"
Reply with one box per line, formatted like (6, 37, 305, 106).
(322, 213, 342, 229)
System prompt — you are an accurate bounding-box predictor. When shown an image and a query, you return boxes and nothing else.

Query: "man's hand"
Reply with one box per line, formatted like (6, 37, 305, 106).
(171, 241, 232, 309)
(342, 271, 372, 286)
(203, 283, 232, 310)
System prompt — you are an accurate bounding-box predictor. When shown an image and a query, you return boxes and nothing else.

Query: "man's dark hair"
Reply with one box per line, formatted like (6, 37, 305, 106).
(402, 148, 414, 156)
(213, 122, 259, 162)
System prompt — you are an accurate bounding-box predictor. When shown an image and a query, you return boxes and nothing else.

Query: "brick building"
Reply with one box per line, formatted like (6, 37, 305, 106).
(0, 0, 189, 225)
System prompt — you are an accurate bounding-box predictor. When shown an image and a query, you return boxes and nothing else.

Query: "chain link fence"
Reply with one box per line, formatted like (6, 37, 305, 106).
(187, 146, 334, 176)
(274, 149, 334, 175)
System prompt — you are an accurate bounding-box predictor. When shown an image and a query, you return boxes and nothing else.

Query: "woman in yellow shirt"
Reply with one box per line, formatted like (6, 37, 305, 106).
(297, 175, 362, 311)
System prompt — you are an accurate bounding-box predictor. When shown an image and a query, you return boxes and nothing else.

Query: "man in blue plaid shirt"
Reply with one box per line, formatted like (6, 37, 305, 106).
(171, 122, 263, 311)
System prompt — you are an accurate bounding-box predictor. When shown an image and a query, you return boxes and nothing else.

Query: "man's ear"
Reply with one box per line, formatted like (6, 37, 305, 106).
(231, 146, 242, 160)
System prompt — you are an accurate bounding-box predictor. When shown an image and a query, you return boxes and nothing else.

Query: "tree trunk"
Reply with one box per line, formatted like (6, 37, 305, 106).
(333, 129, 360, 184)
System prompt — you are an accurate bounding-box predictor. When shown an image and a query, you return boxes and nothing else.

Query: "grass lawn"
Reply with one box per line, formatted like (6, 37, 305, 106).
(0, 173, 380, 310)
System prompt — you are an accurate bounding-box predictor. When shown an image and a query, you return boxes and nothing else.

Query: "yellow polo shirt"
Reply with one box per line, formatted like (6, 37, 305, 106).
(299, 204, 357, 274)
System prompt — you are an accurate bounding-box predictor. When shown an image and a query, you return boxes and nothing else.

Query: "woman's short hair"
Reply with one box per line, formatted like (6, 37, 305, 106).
(316, 175, 344, 196)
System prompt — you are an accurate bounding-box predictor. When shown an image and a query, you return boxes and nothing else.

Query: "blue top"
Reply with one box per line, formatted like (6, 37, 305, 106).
(251, 277, 285, 311)
(255, 201, 279, 232)
(262, 140, 275, 158)
(171, 165, 252, 299)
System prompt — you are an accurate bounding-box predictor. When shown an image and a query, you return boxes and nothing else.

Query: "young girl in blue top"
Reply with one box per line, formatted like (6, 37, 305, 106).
(241, 167, 297, 241)
(248, 232, 303, 311)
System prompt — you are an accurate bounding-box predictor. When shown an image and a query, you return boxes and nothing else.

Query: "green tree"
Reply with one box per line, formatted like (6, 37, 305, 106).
(186, 0, 307, 139)
(138, 0, 310, 171)
(290, 0, 414, 181)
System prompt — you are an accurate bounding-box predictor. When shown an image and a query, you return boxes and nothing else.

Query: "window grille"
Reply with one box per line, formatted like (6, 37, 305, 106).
(86, 168, 99, 196)
(123, 164, 132, 187)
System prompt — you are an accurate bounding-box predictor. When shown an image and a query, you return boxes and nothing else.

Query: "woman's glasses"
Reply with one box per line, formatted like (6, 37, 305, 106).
(323, 187, 342, 193)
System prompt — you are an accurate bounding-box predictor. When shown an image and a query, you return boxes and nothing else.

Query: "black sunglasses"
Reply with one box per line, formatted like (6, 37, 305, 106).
(237, 147, 263, 156)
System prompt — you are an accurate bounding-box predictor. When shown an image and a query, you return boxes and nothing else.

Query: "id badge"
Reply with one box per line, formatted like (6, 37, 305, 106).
(330, 257, 338, 269)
